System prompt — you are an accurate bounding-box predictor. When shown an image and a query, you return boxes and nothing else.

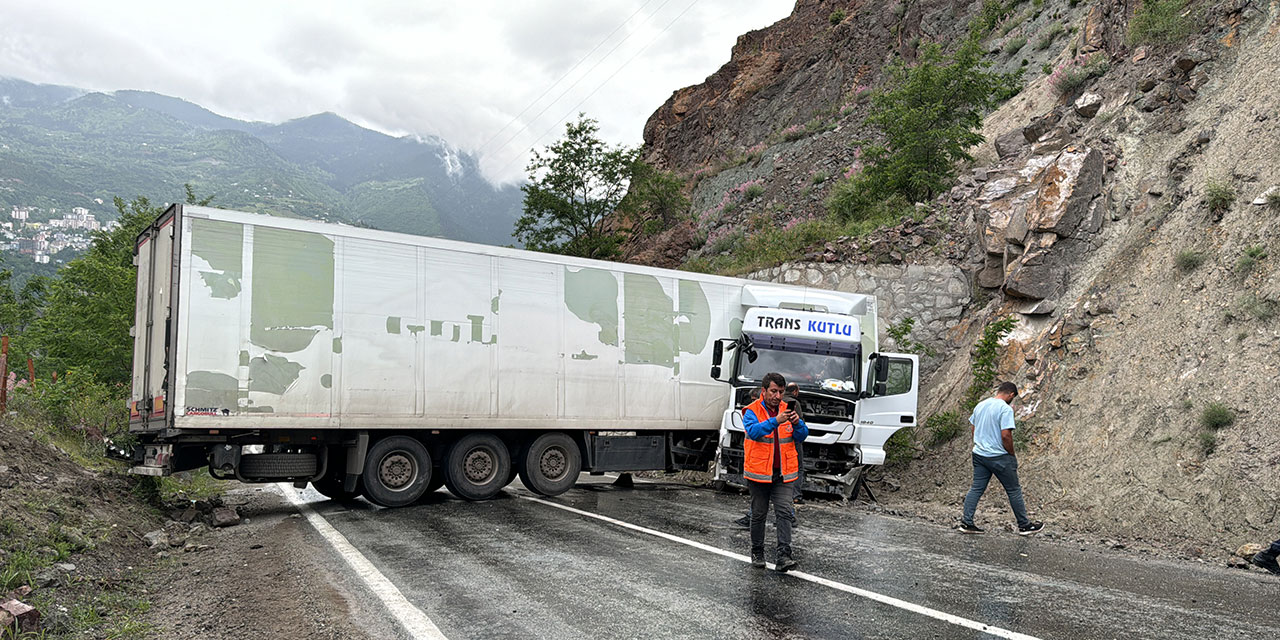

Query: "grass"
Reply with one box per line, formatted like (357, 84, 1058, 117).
(811, 170, 830, 185)
(1049, 54, 1109, 96)
(1175, 249, 1205, 273)
(829, 9, 846, 25)
(1035, 23, 1065, 50)
(743, 183, 764, 201)
(1198, 431, 1217, 456)
(1226, 294, 1280, 322)
(1268, 190, 1280, 212)
(1200, 402, 1235, 430)
(1128, 0, 1195, 46)
(1235, 244, 1268, 275)
(1003, 36, 1028, 56)
(1204, 178, 1237, 216)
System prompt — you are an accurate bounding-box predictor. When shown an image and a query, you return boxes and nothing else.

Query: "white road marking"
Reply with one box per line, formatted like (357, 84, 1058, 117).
(276, 485, 448, 640)
(520, 494, 1043, 640)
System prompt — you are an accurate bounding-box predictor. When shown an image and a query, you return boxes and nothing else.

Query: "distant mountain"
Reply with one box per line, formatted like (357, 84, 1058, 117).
(0, 78, 522, 246)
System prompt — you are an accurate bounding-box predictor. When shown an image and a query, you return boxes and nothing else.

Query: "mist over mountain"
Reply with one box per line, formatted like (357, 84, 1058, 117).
(0, 77, 522, 246)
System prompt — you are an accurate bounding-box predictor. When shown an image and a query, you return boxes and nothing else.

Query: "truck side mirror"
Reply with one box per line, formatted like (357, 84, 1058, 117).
(710, 339, 732, 383)
(873, 355, 889, 396)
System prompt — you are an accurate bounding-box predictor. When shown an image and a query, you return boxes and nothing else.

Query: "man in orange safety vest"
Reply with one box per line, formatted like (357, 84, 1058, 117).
(742, 372, 808, 571)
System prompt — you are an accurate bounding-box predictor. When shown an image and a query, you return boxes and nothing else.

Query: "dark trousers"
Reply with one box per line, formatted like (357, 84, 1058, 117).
(749, 479, 794, 557)
(961, 453, 1030, 527)
(1267, 539, 1280, 557)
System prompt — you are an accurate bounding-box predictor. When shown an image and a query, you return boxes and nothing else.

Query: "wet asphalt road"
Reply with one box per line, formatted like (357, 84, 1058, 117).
(295, 477, 1280, 640)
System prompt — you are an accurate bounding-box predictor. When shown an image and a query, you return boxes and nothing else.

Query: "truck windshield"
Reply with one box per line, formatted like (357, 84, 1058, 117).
(737, 347, 855, 387)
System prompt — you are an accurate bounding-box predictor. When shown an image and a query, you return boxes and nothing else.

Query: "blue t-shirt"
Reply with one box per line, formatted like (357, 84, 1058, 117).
(970, 397, 1015, 457)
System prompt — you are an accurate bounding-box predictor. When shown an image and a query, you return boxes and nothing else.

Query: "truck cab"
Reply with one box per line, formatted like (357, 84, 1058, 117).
(710, 286, 918, 499)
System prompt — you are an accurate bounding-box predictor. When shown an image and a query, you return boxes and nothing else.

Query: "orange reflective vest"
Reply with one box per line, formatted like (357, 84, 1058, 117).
(742, 397, 799, 484)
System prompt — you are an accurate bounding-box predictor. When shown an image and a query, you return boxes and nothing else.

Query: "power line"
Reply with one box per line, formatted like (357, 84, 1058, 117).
(476, 0, 665, 156)
(496, 0, 702, 179)
(484, 0, 681, 170)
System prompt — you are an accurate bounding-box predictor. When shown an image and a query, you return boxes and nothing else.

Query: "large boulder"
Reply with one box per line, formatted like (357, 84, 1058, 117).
(1025, 147, 1105, 237)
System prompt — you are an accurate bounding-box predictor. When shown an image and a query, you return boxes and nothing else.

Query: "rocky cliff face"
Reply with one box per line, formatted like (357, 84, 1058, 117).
(635, 0, 1280, 559)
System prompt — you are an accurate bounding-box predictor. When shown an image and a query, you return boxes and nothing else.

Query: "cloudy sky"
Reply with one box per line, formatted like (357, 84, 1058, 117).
(0, 1, 793, 184)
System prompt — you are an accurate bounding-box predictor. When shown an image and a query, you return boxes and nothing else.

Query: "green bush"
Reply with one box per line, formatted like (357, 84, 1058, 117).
(1205, 178, 1237, 215)
(1200, 402, 1235, 430)
(886, 317, 937, 356)
(1175, 249, 1205, 273)
(830, 9, 846, 25)
(963, 317, 1017, 411)
(925, 411, 966, 446)
(1268, 190, 1280, 212)
(883, 428, 916, 465)
(743, 183, 765, 201)
(1128, 0, 1194, 46)
(811, 170, 830, 185)
(825, 40, 1019, 221)
(1235, 245, 1268, 275)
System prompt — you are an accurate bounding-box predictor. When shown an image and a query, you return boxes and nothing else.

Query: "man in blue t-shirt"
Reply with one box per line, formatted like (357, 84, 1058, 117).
(958, 381, 1044, 535)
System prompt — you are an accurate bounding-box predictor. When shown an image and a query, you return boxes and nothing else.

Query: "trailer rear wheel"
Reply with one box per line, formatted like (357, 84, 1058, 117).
(361, 436, 432, 507)
(443, 434, 511, 501)
(518, 432, 581, 497)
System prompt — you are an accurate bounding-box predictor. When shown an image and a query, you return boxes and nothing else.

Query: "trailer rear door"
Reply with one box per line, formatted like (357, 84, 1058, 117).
(130, 206, 179, 431)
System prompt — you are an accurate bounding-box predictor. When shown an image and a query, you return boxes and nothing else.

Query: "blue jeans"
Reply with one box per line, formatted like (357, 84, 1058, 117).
(962, 453, 1031, 528)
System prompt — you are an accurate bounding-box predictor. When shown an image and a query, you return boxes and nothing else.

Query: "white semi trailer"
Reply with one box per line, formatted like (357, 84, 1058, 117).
(128, 205, 918, 505)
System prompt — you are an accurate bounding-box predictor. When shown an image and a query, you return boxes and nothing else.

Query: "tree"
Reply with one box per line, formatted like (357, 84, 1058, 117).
(27, 185, 213, 385)
(828, 39, 1020, 220)
(515, 115, 638, 260)
(617, 161, 690, 237)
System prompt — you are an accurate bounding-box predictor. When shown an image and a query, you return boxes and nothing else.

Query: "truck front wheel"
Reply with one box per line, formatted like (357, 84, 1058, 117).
(443, 434, 511, 501)
(361, 436, 432, 507)
(518, 432, 581, 497)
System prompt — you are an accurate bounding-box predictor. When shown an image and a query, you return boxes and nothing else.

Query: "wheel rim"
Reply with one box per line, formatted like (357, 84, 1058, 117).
(378, 451, 418, 492)
(463, 447, 497, 485)
(539, 446, 568, 482)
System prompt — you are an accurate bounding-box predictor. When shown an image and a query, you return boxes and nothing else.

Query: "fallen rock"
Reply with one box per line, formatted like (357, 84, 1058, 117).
(0, 599, 41, 634)
(1073, 93, 1103, 118)
(1137, 78, 1157, 92)
(1174, 49, 1210, 72)
(1251, 186, 1278, 205)
(1236, 542, 1265, 559)
(142, 529, 169, 550)
(211, 507, 242, 528)
(994, 128, 1026, 159)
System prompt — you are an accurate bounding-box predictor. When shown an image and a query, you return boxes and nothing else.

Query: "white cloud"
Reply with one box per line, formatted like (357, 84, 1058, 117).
(0, 0, 793, 184)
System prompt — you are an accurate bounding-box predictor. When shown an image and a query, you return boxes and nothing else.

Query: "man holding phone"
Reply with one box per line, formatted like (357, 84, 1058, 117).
(742, 372, 808, 571)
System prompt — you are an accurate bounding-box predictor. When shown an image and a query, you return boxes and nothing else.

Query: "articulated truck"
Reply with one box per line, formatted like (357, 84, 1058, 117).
(128, 205, 918, 505)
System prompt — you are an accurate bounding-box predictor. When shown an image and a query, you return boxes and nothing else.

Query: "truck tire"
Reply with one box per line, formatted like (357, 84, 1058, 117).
(361, 436, 432, 508)
(239, 453, 317, 479)
(518, 432, 581, 497)
(443, 434, 511, 501)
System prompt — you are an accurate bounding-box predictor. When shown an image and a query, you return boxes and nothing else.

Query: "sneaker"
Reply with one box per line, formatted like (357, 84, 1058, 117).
(1017, 521, 1045, 536)
(775, 555, 797, 572)
(958, 521, 984, 535)
(1252, 551, 1280, 575)
(733, 514, 751, 528)
(751, 551, 766, 568)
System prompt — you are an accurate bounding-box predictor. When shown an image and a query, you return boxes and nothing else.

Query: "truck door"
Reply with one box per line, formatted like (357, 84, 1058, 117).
(130, 207, 178, 431)
(851, 353, 918, 465)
